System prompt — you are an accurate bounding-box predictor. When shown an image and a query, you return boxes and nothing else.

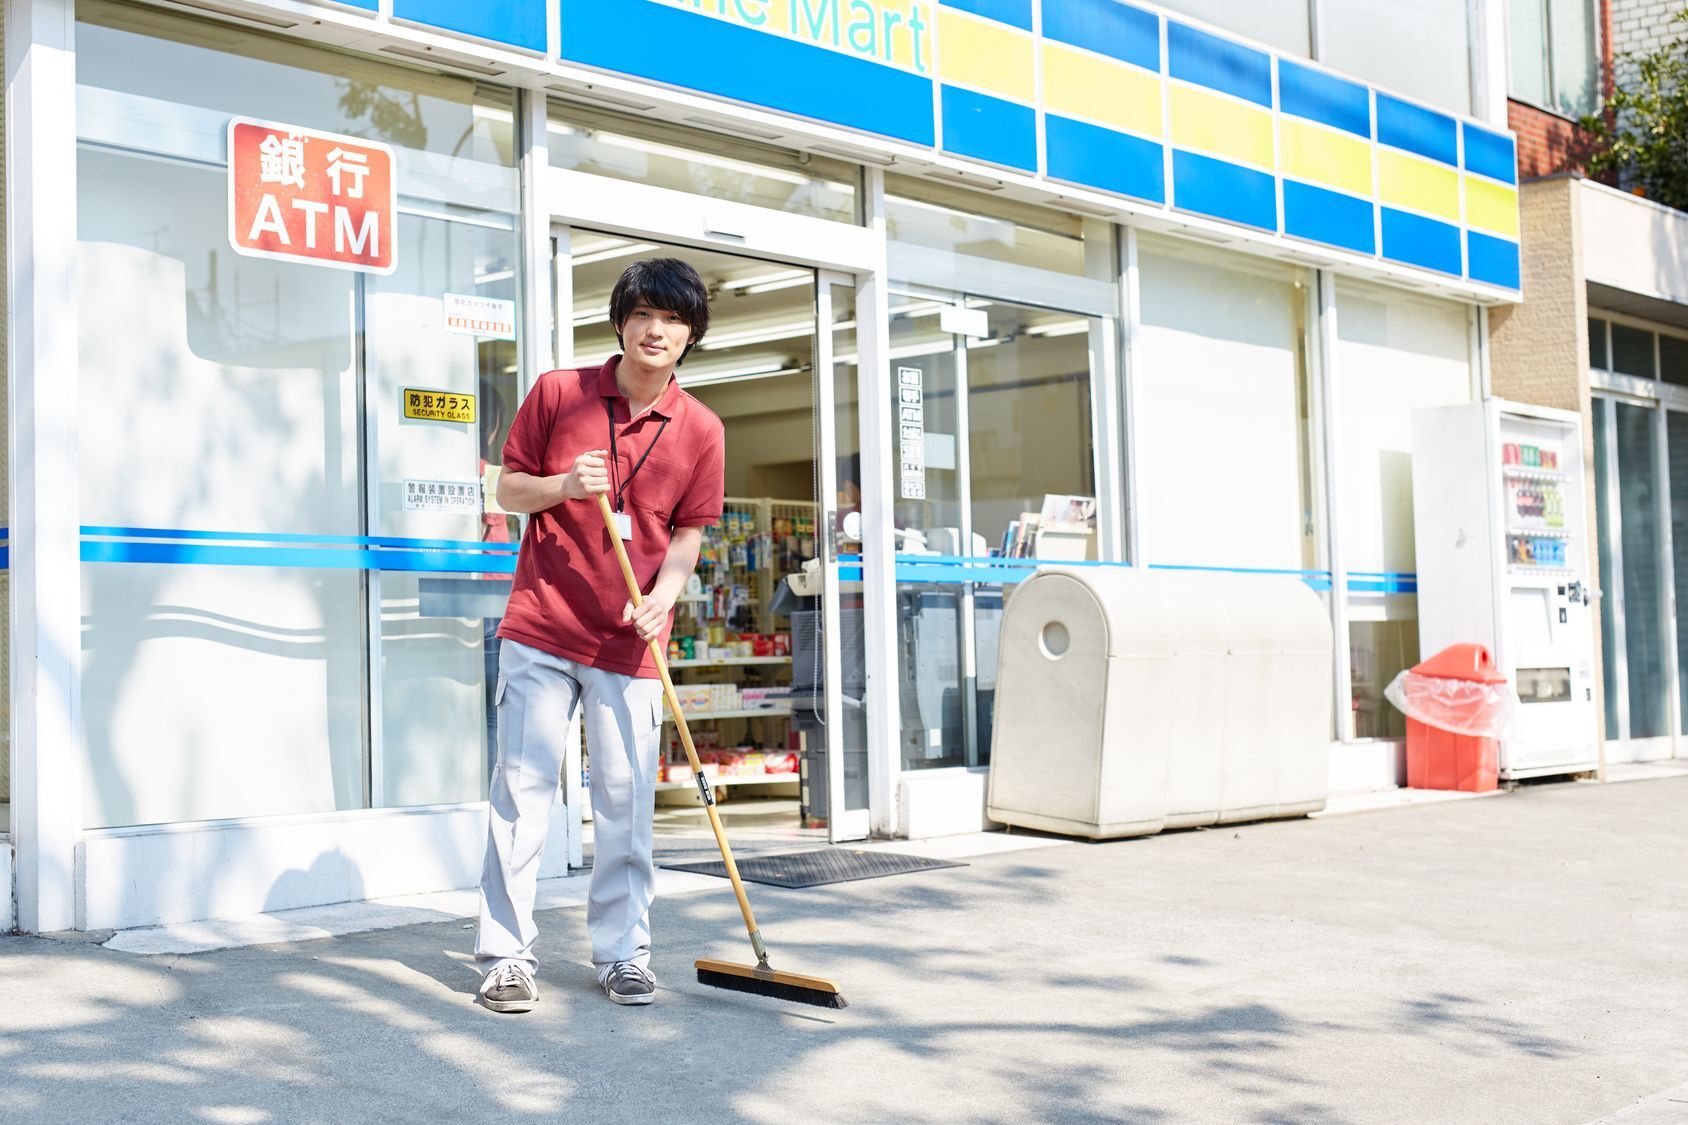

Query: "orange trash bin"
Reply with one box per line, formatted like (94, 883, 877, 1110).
(1390, 644, 1514, 793)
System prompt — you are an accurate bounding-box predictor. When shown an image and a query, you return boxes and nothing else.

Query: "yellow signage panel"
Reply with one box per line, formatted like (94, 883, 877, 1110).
(403, 387, 477, 424)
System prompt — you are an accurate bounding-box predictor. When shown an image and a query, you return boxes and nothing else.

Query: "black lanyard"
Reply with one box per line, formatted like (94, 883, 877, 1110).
(604, 396, 671, 513)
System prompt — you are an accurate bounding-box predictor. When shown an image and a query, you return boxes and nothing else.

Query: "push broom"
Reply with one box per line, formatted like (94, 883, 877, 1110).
(597, 493, 848, 1010)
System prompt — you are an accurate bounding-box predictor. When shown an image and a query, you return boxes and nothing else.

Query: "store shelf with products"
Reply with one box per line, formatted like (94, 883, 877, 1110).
(664, 706, 793, 722)
(659, 496, 818, 803)
(655, 774, 798, 792)
(667, 655, 793, 668)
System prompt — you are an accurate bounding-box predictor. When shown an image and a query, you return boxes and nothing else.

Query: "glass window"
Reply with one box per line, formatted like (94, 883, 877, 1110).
(1509, 0, 1551, 108)
(1550, 0, 1600, 116)
(1616, 401, 1669, 738)
(367, 213, 521, 807)
(1593, 397, 1619, 739)
(1613, 323, 1656, 378)
(1135, 234, 1314, 574)
(1668, 411, 1688, 727)
(889, 298, 967, 771)
(1321, 0, 1472, 114)
(1508, 0, 1601, 116)
(886, 175, 1088, 276)
(1156, 0, 1310, 55)
(77, 146, 366, 828)
(1588, 317, 1609, 370)
(967, 302, 1098, 764)
(1335, 279, 1473, 739)
(74, 7, 523, 826)
(547, 99, 858, 224)
(1661, 334, 1688, 387)
(78, 0, 516, 168)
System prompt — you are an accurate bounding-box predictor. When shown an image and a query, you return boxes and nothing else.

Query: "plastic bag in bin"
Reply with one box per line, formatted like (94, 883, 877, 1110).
(1383, 643, 1520, 739)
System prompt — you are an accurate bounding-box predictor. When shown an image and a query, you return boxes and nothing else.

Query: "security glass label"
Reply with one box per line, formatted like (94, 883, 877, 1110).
(403, 388, 477, 424)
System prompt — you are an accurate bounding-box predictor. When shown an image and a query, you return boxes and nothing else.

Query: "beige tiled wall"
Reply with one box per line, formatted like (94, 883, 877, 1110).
(1488, 177, 1608, 763)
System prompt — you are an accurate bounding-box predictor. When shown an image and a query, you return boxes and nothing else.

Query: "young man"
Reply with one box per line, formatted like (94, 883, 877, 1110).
(475, 258, 724, 1012)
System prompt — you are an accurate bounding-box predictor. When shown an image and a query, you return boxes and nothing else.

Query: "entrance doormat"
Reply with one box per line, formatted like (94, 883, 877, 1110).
(662, 848, 966, 888)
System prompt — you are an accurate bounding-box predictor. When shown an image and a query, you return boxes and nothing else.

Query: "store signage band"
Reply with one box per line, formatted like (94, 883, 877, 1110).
(227, 117, 397, 274)
(403, 388, 477, 424)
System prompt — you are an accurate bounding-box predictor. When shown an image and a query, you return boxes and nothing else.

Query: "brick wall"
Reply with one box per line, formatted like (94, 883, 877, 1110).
(1510, 100, 1604, 177)
(1612, 0, 1684, 89)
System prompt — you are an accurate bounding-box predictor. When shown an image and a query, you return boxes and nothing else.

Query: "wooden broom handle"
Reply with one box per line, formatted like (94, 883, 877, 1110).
(595, 493, 763, 943)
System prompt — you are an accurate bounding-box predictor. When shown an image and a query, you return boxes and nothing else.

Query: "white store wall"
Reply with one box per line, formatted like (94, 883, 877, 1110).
(1135, 235, 1310, 573)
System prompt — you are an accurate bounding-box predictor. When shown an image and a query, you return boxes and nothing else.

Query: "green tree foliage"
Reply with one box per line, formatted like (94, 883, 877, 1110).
(1582, 10, 1688, 210)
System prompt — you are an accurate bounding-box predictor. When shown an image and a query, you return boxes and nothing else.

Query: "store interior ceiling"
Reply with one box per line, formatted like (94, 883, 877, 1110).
(568, 233, 1090, 499)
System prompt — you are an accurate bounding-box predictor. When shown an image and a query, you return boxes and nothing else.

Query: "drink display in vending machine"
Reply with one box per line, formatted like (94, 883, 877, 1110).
(1411, 400, 1598, 779)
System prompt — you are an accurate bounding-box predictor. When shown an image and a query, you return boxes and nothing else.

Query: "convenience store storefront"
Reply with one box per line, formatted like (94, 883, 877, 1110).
(4, 0, 1523, 932)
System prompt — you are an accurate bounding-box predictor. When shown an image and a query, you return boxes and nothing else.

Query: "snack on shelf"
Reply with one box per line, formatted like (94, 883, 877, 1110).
(674, 683, 713, 712)
(739, 687, 791, 709)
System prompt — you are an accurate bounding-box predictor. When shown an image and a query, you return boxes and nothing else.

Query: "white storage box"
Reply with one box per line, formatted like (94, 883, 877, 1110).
(986, 568, 1332, 839)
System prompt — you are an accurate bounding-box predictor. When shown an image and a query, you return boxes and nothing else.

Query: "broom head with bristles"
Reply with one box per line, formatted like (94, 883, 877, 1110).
(695, 958, 848, 1009)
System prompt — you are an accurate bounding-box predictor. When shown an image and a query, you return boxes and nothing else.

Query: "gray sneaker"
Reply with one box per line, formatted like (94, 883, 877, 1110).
(478, 963, 537, 1013)
(601, 961, 655, 1006)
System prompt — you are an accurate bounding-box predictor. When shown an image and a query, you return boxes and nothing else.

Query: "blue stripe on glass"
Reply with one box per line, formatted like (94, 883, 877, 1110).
(1462, 122, 1518, 184)
(1045, 114, 1165, 203)
(1278, 59, 1370, 137)
(1467, 231, 1522, 289)
(1376, 93, 1458, 165)
(1381, 207, 1463, 275)
(393, 0, 546, 52)
(80, 526, 518, 553)
(1166, 21, 1272, 107)
(1172, 149, 1278, 231)
(941, 85, 1038, 171)
(559, 0, 935, 147)
(1041, 0, 1159, 71)
(82, 540, 519, 574)
(939, 0, 1033, 31)
(892, 555, 1416, 593)
(1283, 180, 1376, 254)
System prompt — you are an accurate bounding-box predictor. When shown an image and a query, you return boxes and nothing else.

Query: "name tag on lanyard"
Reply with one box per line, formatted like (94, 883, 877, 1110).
(605, 396, 669, 549)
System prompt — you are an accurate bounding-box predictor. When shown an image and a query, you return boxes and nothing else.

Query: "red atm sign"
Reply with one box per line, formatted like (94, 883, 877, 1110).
(227, 117, 397, 274)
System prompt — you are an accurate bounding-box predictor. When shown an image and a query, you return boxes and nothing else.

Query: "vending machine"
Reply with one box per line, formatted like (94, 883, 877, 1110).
(1410, 399, 1599, 779)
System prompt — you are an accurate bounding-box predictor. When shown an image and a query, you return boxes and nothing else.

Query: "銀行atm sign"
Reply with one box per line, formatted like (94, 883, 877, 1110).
(227, 117, 397, 274)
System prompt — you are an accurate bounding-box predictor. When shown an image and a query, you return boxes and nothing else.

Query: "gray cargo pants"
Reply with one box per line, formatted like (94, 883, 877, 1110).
(475, 638, 664, 979)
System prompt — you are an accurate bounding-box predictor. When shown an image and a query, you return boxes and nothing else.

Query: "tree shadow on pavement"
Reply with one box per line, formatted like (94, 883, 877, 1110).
(0, 851, 1578, 1125)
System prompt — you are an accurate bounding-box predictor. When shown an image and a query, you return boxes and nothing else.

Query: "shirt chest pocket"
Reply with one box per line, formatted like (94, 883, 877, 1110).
(629, 458, 688, 523)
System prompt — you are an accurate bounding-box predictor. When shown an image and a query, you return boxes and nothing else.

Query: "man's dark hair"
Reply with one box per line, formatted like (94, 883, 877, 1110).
(609, 257, 711, 364)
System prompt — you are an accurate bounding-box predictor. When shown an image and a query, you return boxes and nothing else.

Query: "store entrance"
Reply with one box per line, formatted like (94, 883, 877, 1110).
(561, 231, 870, 854)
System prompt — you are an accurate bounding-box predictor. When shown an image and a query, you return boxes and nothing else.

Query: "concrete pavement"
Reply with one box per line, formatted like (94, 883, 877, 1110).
(1, 776, 1685, 1124)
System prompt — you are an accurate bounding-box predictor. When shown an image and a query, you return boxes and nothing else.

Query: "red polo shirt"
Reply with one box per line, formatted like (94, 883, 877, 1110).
(497, 358, 725, 678)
